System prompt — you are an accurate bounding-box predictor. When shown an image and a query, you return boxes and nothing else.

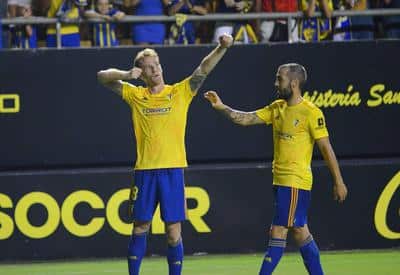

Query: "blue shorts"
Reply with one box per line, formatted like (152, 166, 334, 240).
(132, 168, 186, 223)
(272, 185, 311, 227)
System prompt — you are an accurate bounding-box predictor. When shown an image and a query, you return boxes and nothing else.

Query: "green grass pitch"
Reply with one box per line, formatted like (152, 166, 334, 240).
(1, 249, 399, 275)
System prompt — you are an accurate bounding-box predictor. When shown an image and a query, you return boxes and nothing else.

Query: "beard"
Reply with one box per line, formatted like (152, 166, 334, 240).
(277, 87, 293, 101)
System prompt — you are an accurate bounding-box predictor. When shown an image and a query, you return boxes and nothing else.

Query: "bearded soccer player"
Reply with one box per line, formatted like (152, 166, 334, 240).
(204, 63, 348, 275)
(97, 34, 233, 275)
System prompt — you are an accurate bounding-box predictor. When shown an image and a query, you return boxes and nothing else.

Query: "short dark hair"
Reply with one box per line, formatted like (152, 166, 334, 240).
(279, 63, 307, 89)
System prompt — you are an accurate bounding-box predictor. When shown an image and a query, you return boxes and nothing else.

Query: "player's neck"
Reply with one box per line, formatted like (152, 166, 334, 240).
(286, 95, 303, 106)
(148, 82, 165, 94)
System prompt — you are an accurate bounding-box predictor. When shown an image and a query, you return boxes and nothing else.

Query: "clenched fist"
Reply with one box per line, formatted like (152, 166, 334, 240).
(218, 34, 233, 49)
(128, 67, 142, 80)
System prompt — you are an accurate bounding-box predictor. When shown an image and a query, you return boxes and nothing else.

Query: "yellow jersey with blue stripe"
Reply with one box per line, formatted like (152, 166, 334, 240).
(122, 77, 195, 170)
(47, 0, 80, 35)
(256, 99, 329, 191)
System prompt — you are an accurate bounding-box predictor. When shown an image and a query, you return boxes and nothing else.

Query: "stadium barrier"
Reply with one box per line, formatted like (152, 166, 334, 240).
(0, 160, 399, 260)
(1, 9, 400, 47)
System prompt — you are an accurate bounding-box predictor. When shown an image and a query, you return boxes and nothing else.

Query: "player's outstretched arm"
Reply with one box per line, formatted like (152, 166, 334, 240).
(97, 67, 142, 96)
(189, 34, 233, 93)
(204, 91, 264, 126)
(316, 137, 348, 203)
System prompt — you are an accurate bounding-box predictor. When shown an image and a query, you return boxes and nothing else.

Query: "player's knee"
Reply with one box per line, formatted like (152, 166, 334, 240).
(166, 223, 182, 245)
(166, 229, 181, 244)
(270, 225, 289, 239)
(292, 227, 309, 245)
(167, 234, 181, 246)
(133, 221, 151, 234)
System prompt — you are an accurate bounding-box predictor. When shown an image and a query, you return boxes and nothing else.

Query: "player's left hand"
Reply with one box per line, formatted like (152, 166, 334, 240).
(219, 34, 233, 49)
(204, 90, 225, 110)
(333, 180, 347, 203)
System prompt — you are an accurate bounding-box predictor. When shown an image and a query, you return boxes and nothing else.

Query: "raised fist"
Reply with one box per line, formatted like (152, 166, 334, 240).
(219, 34, 233, 49)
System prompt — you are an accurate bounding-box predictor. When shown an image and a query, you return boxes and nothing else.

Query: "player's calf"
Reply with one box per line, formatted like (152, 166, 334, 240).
(166, 223, 184, 275)
(128, 222, 151, 275)
(299, 235, 324, 275)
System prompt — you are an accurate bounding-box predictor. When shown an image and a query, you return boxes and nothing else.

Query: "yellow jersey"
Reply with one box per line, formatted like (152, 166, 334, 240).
(47, 0, 80, 35)
(256, 99, 329, 190)
(122, 77, 195, 170)
(300, 0, 333, 11)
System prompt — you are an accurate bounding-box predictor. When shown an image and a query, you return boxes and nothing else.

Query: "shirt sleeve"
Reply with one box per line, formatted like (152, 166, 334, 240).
(174, 77, 196, 102)
(122, 82, 138, 106)
(255, 105, 273, 125)
(308, 108, 329, 140)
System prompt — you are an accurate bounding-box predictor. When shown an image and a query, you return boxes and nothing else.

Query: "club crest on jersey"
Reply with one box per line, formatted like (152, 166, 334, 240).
(293, 119, 300, 127)
(166, 93, 172, 100)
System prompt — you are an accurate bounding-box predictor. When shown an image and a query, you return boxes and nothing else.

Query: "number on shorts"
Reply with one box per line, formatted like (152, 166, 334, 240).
(130, 186, 139, 201)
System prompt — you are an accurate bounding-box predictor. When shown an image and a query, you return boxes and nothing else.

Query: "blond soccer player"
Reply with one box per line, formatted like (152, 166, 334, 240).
(97, 34, 233, 275)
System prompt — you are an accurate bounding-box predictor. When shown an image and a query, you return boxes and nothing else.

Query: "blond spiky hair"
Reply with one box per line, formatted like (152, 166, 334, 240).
(134, 48, 159, 68)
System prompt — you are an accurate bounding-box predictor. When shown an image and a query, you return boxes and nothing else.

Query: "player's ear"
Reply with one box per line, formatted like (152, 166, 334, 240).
(291, 79, 299, 89)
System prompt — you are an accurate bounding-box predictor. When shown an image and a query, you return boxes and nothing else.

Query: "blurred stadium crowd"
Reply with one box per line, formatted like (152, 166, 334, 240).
(0, 0, 399, 48)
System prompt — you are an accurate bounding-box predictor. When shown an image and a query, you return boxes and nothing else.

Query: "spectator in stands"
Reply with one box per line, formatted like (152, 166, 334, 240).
(382, 0, 400, 38)
(299, 0, 333, 42)
(213, 0, 257, 44)
(85, 0, 125, 47)
(167, 0, 208, 44)
(46, 0, 88, 47)
(351, 0, 374, 39)
(8, 0, 37, 48)
(194, 0, 214, 43)
(124, 0, 169, 45)
(334, 0, 374, 41)
(255, 0, 299, 42)
(33, 0, 51, 16)
(333, 1, 352, 41)
(7, 0, 18, 17)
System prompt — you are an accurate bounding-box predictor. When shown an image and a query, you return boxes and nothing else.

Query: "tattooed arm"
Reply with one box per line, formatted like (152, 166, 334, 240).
(189, 34, 233, 93)
(219, 108, 264, 126)
(204, 91, 264, 126)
